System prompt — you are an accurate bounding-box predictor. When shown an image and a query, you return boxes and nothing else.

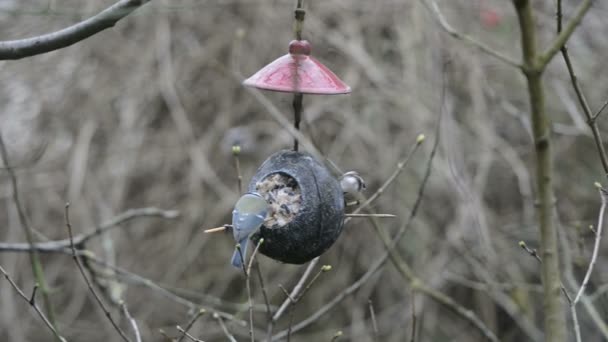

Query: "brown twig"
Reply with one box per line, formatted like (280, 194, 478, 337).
(253, 259, 273, 342)
(29, 282, 39, 305)
(64, 203, 131, 342)
(177, 308, 206, 342)
(0, 0, 151, 60)
(538, 0, 593, 70)
(283, 264, 332, 342)
(0, 132, 59, 333)
(245, 239, 264, 342)
(177, 326, 205, 342)
(518, 241, 572, 304)
(272, 257, 319, 321)
(0, 265, 66, 342)
(556, 0, 608, 176)
(351, 134, 424, 217)
(410, 289, 417, 342)
(84, 252, 246, 325)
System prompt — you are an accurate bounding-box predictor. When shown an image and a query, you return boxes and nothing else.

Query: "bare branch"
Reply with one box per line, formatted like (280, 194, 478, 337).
(420, 0, 520, 68)
(214, 313, 238, 342)
(64, 203, 132, 342)
(0, 207, 179, 254)
(0, 265, 66, 342)
(0, 132, 58, 330)
(350, 134, 424, 217)
(177, 309, 206, 342)
(0, 0, 151, 60)
(121, 302, 142, 342)
(571, 145, 607, 301)
(538, 0, 593, 70)
(555, 0, 608, 175)
(177, 326, 205, 342)
(272, 257, 319, 321)
(245, 239, 265, 342)
(368, 300, 378, 342)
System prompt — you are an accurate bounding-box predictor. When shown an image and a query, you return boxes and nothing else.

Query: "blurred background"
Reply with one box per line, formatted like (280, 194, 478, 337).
(1, 0, 608, 341)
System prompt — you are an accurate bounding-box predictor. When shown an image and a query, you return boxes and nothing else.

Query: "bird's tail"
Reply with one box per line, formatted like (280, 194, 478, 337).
(231, 239, 249, 269)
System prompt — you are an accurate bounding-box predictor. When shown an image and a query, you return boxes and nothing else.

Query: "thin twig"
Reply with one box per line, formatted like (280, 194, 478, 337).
(571, 306, 582, 342)
(0, 265, 66, 342)
(253, 259, 273, 342)
(0, 207, 179, 253)
(420, 0, 520, 68)
(539, 0, 593, 70)
(121, 302, 142, 342)
(245, 239, 264, 342)
(285, 263, 333, 340)
(0, 0, 151, 60)
(233, 145, 243, 194)
(29, 282, 39, 305)
(272, 257, 320, 321)
(214, 313, 238, 342)
(331, 331, 343, 341)
(351, 134, 424, 217)
(0, 132, 58, 333)
(573, 186, 606, 304)
(64, 203, 131, 342)
(296, 265, 332, 301)
(344, 213, 396, 218)
(203, 225, 231, 234)
(370, 63, 499, 342)
(83, 252, 246, 325)
(518, 241, 572, 304)
(410, 289, 417, 342)
(177, 308, 206, 342)
(555, 0, 608, 175)
(177, 326, 205, 342)
(368, 300, 378, 342)
(592, 100, 608, 121)
(570, 186, 607, 342)
(159, 329, 173, 341)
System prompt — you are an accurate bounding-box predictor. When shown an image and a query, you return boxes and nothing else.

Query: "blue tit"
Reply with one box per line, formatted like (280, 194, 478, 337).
(230, 192, 269, 268)
(339, 171, 366, 195)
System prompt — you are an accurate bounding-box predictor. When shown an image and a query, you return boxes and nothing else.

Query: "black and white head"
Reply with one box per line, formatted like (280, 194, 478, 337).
(339, 171, 366, 195)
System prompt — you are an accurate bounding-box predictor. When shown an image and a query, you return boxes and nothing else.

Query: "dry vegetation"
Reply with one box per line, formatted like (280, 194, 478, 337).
(1, 0, 608, 341)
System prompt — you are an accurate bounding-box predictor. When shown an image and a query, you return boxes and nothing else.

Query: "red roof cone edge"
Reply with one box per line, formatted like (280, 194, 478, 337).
(243, 40, 351, 95)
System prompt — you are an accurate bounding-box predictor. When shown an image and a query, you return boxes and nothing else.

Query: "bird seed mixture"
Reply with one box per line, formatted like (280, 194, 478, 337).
(255, 173, 302, 228)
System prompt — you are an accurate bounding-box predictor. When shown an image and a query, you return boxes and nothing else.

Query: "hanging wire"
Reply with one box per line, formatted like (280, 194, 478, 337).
(292, 0, 305, 151)
(294, 0, 305, 41)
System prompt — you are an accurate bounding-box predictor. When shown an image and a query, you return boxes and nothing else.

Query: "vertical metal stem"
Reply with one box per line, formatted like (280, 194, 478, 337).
(294, 0, 305, 41)
(292, 93, 303, 151)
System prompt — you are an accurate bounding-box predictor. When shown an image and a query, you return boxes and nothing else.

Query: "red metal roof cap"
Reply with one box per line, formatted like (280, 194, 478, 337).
(243, 40, 351, 95)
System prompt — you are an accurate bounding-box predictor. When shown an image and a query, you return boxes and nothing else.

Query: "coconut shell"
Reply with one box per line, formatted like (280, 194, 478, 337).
(248, 150, 344, 264)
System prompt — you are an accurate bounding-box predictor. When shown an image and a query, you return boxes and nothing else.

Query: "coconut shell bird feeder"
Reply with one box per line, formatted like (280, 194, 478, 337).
(241, 1, 351, 264)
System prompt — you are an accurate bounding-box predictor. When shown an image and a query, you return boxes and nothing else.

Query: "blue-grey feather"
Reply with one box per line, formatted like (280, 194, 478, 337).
(231, 238, 249, 268)
(230, 193, 268, 268)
